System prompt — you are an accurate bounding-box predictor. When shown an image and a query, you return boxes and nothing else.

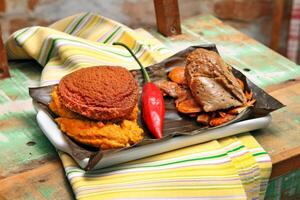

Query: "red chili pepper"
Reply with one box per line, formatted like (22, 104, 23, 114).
(113, 42, 165, 139)
(141, 82, 165, 139)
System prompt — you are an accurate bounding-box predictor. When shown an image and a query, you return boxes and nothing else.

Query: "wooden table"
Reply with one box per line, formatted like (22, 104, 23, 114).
(1, 15, 300, 199)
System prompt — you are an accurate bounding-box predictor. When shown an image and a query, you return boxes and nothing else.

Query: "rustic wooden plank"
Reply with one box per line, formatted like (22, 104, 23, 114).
(0, 160, 74, 200)
(264, 78, 300, 93)
(0, 61, 56, 179)
(270, 146, 300, 178)
(253, 81, 300, 157)
(153, 0, 181, 36)
(253, 81, 300, 177)
(266, 169, 300, 198)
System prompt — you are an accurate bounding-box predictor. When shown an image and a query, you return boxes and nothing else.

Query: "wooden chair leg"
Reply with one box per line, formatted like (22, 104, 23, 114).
(153, 0, 182, 37)
(270, 0, 285, 51)
(0, 26, 10, 79)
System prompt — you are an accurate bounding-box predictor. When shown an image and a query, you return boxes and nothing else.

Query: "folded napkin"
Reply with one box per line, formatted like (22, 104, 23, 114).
(6, 13, 271, 200)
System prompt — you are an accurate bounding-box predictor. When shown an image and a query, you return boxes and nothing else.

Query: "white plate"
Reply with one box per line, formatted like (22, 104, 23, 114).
(36, 107, 271, 170)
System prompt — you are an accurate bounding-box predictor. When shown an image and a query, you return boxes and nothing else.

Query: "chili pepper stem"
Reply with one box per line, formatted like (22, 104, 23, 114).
(113, 42, 151, 82)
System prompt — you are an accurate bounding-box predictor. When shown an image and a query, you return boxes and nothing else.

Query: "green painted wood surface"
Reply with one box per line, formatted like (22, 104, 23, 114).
(0, 14, 300, 199)
(266, 169, 300, 199)
(152, 15, 300, 88)
(0, 61, 57, 177)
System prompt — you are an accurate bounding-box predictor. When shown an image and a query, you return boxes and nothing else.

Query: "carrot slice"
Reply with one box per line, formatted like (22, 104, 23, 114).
(209, 114, 236, 127)
(168, 66, 186, 84)
(197, 114, 210, 125)
(177, 98, 202, 114)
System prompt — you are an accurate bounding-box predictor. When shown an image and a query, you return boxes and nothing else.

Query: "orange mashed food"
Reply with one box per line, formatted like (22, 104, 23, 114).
(49, 87, 144, 150)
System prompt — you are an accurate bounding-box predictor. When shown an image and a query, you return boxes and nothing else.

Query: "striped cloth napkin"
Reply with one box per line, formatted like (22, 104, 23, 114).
(6, 13, 271, 200)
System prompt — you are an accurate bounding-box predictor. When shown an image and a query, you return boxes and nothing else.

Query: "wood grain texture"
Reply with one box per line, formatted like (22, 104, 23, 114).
(270, 0, 285, 51)
(0, 26, 10, 79)
(154, 0, 181, 36)
(254, 82, 300, 178)
(0, 61, 55, 180)
(1, 15, 300, 199)
(270, 146, 300, 178)
(0, 160, 74, 200)
(253, 82, 300, 156)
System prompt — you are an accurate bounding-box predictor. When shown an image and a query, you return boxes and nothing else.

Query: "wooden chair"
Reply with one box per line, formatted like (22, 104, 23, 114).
(0, 0, 182, 79)
(154, 0, 181, 36)
(271, 0, 300, 63)
(270, 0, 285, 51)
(0, 26, 10, 79)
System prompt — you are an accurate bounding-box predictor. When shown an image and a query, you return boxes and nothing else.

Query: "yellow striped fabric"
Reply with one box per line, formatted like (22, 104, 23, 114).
(6, 12, 172, 86)
(6, 13, 271, 200)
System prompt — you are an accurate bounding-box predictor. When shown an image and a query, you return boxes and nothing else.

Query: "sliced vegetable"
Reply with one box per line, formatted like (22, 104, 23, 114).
(168, 66, 186, 84)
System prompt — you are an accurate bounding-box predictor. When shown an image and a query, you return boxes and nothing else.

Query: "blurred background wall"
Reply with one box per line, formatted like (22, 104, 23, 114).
(0, 0, 295, 57)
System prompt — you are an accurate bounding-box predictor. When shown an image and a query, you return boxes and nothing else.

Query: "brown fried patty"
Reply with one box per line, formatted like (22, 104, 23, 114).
(57, 66, 138, 121)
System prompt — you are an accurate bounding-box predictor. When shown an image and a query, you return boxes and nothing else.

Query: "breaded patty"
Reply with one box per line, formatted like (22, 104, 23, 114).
(50, 86, 139, 120)
(58, 66, 138, 121)
(49, 87, 143, 150)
